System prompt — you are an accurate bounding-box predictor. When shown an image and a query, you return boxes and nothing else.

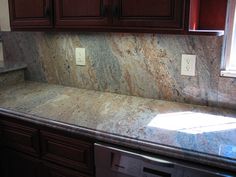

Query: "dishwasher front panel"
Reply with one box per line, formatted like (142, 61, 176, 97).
(94, 143, 182, 177)
(94, 143, 235, 177)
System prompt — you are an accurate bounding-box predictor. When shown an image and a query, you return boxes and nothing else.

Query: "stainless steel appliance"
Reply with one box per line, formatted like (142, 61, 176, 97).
(94, 143, 233, 177)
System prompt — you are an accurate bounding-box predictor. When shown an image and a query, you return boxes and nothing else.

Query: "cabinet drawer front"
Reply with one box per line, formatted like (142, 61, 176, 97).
(41, 131, 94, 174)
(113, 0, 185, 29)
(2, 121, 40, 156)
(43, 162, 92, 177)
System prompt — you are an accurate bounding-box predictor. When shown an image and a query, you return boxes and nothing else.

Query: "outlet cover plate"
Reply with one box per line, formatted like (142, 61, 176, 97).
(181, 54, 196, 76)
(75, 48, 86, 66)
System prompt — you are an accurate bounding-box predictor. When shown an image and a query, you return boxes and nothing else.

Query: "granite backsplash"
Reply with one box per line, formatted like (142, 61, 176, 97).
(0, 32, 235, 109)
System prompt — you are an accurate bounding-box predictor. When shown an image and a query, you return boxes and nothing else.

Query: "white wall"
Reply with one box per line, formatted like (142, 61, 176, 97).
(0, 0, 11, 31)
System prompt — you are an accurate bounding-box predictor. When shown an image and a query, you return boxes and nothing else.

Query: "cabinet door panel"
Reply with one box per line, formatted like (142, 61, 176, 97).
(3, 149, 40, 177)
(41, 131, 94, 175)
(122, 0, 172, 17)
(55, 0, 110, 28)
(2, 120, 40, 157)
(42, 162, 92, 177)
(113, 0, 185, 29)
(8, 0, 53, 29)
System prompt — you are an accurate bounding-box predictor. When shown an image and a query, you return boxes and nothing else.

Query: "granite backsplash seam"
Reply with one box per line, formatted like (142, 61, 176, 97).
(0, 32, 235, 109)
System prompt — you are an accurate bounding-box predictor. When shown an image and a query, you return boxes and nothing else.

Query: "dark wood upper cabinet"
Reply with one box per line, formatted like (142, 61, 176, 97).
(8, 0, 53, 29)
(7, 0, 227, 34)
(54, 0, 111, 28)
(54, 0, 186, 31)
(112, 0, 185, 30)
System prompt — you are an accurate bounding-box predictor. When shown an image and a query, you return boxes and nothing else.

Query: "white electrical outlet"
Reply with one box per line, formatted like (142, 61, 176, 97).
(75, 48, 86, 66)
(181, 54, 196, 76)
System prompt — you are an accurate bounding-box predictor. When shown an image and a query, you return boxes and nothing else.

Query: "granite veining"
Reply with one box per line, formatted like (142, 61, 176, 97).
(0, 62, 26, 73)
(0, 81, 236, 172)
(1, 32, 236, 109)
(0, 69, 25, 87)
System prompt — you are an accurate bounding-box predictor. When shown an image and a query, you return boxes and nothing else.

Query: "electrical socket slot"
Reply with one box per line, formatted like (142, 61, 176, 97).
(181, 54, 196, 76)
(75, 48, 86, 66)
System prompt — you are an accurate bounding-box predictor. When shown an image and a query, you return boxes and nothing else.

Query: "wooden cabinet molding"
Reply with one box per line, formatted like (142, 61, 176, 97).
(1, 120, 40, 157)
(54, 0, 111, 28)
(40, 130, 94, 175)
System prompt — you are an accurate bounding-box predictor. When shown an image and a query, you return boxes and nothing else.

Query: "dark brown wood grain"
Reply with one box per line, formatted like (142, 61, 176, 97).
(2, 149, 41, 177)
(1, 120, 40, 157)
(41, 130, 94, 175)
(112, 0, 185, 29)
(0, 116, 95, 177)
(42, 162, 92, 177)
(8, 0, 188, 33)
(54, 0, 111, 28)
(8, 0, 53, 29)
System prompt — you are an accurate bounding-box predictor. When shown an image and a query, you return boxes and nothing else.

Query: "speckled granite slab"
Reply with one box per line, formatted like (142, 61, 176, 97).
(0, 69, 25, 87)
(0, 81, 236, 172)
(0, 62, 26, 74)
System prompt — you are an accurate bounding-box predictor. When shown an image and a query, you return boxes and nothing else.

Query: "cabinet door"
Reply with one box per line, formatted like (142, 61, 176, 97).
(40, 131, 94, 175)
(42, 162, 92, 177)
(1, 120, 40, 157)
(54, 0, 110, 28)
(112, 0, 185, 30)
(2, 149, 41, 177)
(8, 0, 53, 29)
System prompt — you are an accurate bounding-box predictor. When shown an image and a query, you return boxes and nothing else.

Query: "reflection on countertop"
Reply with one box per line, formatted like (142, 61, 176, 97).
(0, 81, 236, 172)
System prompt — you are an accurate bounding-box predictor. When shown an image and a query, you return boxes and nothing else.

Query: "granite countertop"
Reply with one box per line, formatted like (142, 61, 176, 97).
(0, 81, 236, 172)
(0, 62, 27, 73)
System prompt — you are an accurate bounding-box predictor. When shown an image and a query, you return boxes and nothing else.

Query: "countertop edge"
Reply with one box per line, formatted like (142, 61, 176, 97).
(0, 107, 235, 173)
(0, 64, 27, 74)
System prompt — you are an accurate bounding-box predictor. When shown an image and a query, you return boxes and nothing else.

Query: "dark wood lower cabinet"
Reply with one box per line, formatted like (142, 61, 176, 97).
(42, 162, 92, 177)
(41, 131, 94, 175)
(2, 149, 41, 177)
(0, 117, 94, 177)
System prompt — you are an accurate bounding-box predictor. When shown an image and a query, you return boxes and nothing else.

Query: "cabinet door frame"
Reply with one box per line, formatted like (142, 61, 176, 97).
(111, 0, 186, 30)
(1, 120, 40, 157)
(54, 0, 111, 29)
(8, 0, 53, 29)
(40, 130, 94, 175)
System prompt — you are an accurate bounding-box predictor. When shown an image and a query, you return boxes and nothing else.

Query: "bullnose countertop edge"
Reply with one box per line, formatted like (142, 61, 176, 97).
(0, 107, 235, 174)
